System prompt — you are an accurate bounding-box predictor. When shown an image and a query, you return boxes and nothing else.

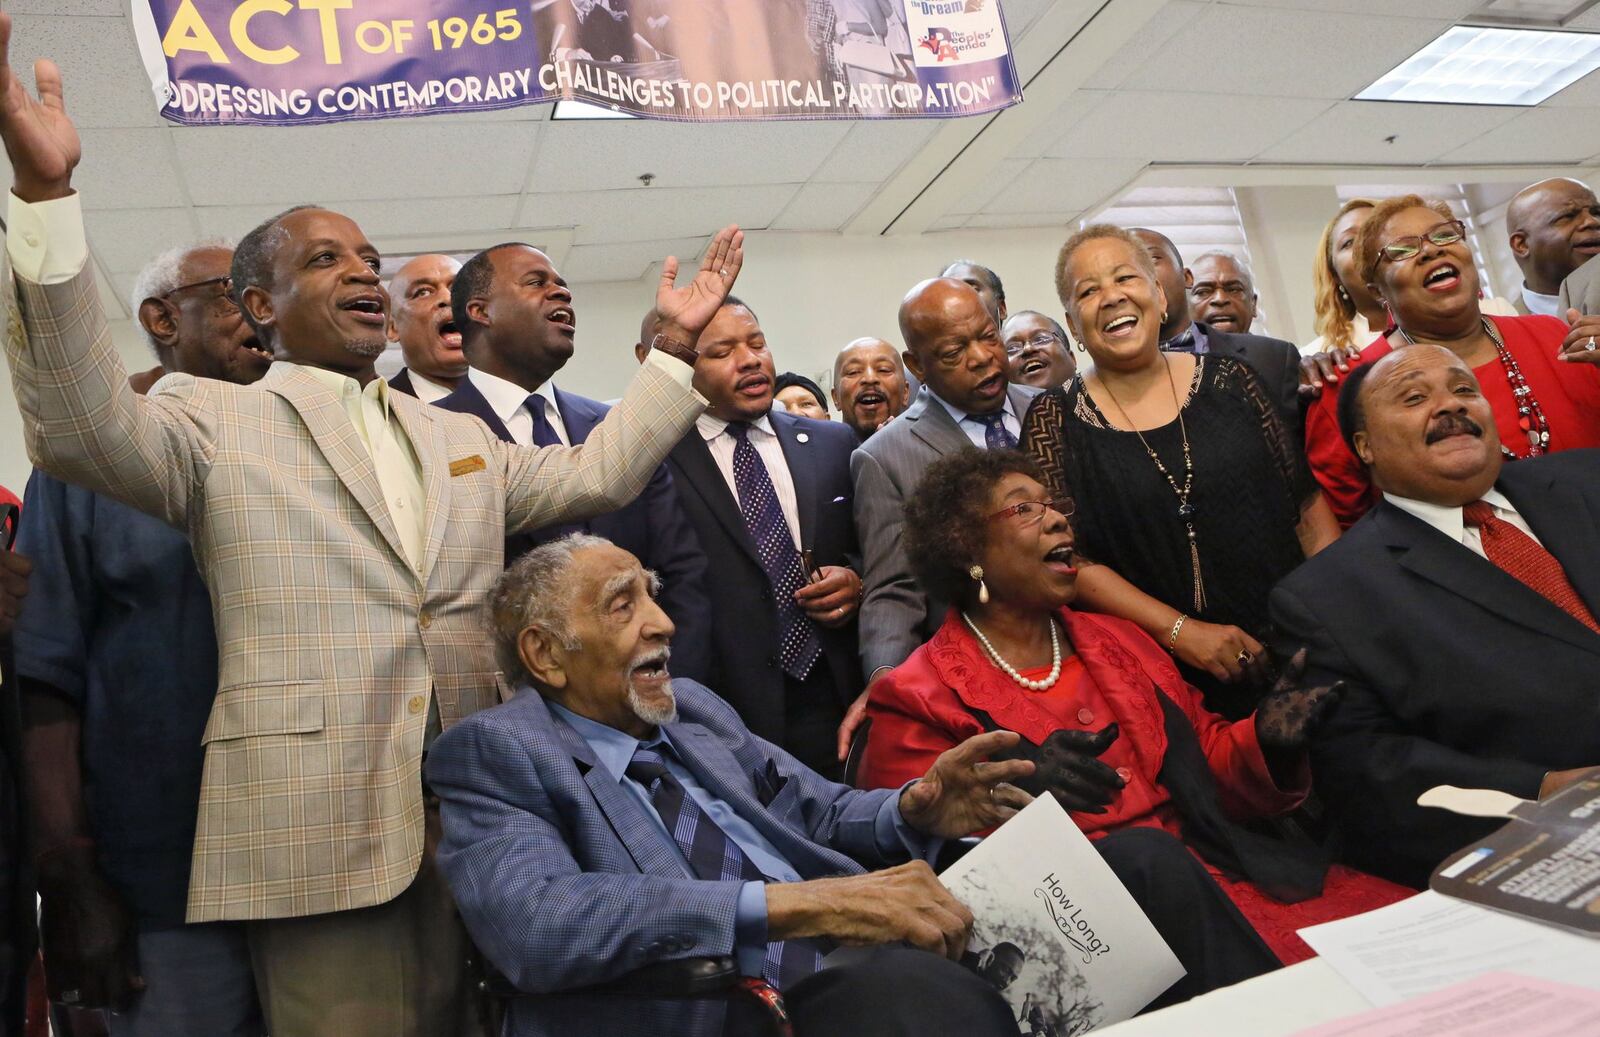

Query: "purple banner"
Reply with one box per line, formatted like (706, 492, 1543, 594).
(131, 0, 1021, 125)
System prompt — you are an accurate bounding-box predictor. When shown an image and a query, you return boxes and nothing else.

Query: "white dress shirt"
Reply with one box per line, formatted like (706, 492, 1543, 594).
(1384, 486, 1543, 561)
(927, 390, 1020, 450)
(1521, 283, 1562, 318)
(466, 367, 569, 447)
(696, 412, 802, 550)
(404, 369, 456, 405)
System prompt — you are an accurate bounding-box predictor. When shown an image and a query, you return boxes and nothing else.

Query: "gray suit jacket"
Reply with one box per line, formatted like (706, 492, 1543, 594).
(850, 384, 1040, 678)
(1560, 257, 1600, 316)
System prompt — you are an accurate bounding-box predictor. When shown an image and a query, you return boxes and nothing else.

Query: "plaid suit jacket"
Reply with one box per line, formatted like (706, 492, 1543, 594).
(4, 265, 702, 921)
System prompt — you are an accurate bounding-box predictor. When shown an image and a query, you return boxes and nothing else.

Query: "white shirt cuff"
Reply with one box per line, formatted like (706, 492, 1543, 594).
(643, 346, 697, 390)
(7, 191, 87, 285)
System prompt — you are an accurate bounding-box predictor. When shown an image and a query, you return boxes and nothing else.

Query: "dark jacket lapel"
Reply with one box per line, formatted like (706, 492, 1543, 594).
(1497, 462, 1600, 621)
(555, 387, 603, 445)
(435, 379, 515, 444)
(771, 411, 819, 549)
(670, 433, 763, 568)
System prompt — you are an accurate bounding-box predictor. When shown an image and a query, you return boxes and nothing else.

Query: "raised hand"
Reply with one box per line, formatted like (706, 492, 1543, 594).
(898, 730, 1035, 838)
(1254, 648, 1343, 750)
(655, 224, 744, 341)
(0, 13, 81, 201)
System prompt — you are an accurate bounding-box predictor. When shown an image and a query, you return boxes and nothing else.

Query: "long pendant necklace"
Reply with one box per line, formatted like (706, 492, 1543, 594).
(962, 612, 1062, 691)
(1396, 317, 1547, 460)
(1095, 355, 1207, 613)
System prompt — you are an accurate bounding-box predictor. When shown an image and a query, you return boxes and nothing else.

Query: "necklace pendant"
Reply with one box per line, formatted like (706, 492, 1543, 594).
(1177, 502, 1196, 519)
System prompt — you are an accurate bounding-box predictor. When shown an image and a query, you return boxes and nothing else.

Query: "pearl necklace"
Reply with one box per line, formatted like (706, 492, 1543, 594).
(962, 613, 1062, 691)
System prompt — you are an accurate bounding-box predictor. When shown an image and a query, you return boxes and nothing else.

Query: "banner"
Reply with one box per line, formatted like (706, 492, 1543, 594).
(130, 0, 1022, 125)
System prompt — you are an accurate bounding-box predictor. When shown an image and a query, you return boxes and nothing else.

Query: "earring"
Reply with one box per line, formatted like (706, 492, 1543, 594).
(1337, 286, 1350, 303)
(969, 564, 989, 605)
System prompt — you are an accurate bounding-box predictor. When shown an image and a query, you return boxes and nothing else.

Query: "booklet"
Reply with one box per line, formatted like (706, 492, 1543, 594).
(1422, 768, 1600, 936)
(939, 795, 1184, 1035)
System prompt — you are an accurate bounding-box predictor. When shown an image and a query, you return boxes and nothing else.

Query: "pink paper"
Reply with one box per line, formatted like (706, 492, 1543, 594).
(1293, 972, 1600, 1037)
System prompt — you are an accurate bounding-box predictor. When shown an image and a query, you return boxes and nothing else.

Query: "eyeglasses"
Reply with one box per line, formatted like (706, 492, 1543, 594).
(1004, 332, 1062, 358)
(1376, 220, 1466, 266)
(159, 275, 240, 315)
(986, 498, 1075, 524)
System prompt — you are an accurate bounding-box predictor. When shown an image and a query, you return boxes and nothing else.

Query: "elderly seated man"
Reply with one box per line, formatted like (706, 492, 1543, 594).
(426, 533, 1034, 1036)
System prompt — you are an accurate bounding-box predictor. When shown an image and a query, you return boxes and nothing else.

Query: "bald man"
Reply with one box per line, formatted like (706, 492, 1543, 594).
(1507, 178, 1600, 318)
(832, 337, 911, 441)
(845, 280, 1040, 748)
(386, 253, 465, 402)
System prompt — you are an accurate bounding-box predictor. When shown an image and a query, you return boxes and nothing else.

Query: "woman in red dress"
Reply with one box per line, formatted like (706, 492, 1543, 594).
(858, 449, 1412, 965)
(1305, 194, 1600, 527)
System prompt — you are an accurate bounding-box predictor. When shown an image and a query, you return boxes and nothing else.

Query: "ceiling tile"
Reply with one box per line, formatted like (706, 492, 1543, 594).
(964, 212, 1080, 230)
(1045, 92, 1331, 162)
(1255, 100, 1522, 164)
(85, 208, 202, 273)
(811, 119, 948, 183)
(929, 215, 972, 232)
(1009, 91, 1104, 160)
(1082, 1, 1208, 91)
(8, 0, 124, 13)
(520, 184, 799, 244)
(1132, 5, 1454, 100)
(1210, 0, 1481, 18)
(193, 195, 523, 242)
(9, 15, 163, 128)
(999, 0, 1059, 39)
(562, 237, 707, 284)
(1544, 69, 1600, 109)
(1573, 6, 1600, 29)
(172, 121, 539, 205)
(771, 183, 879, 231)
(983, 159, 1144, 215)
(1439, 107, 1600, 165)
(529, 120, 851, 191)
(75, 128, 190, 209)
(949, 159, 1031, 214)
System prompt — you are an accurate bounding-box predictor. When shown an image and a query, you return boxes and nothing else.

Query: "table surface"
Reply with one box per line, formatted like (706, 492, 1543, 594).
(1095, 959, 1371, 1036)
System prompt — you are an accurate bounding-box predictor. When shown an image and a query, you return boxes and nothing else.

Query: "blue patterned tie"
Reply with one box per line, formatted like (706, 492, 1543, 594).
(727, 423, 821, 680)
(967, 411, 1017, 450)
(626, 745, 827, 989)
(525, 393, 563, 448)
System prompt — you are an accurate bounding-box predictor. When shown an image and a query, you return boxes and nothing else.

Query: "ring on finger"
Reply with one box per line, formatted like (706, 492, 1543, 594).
(1586, 336, 1596, 352)
(1236, 650, 1253, 666)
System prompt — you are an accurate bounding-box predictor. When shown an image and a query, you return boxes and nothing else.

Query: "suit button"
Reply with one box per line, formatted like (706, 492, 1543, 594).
(1076, 708, 1094, 725)
(408, 695, 426, 716)
(419, 610, 433, 630)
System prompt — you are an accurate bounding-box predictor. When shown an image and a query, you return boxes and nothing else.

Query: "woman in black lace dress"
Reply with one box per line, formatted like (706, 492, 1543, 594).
(1022, 225, 1340, 718)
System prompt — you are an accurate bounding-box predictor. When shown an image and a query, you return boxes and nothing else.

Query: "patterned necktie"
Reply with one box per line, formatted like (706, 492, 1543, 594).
(967, 411, 1017, 450)
(625, 745, 826, 990)
(1164, 328, 1198, 354)
(1463, 501, 1600, 634)
(727, 423, 821, 680)
(525, 393, 563, 448)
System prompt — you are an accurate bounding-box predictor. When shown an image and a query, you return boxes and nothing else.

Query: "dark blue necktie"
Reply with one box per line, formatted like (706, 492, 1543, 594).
(967, 411, 1017, 450)
(727, 423, 821, 680)
(625, 745, 826, 989)
(1164, 328, 1198, 354)
(525, 393, 563, 448)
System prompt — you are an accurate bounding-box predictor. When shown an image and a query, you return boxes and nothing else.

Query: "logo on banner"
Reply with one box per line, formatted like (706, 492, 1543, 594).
(904, 0, 1006, 67)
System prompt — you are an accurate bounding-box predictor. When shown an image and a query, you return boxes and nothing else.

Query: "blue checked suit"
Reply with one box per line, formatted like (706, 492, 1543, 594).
(425, 680, 930, 1037)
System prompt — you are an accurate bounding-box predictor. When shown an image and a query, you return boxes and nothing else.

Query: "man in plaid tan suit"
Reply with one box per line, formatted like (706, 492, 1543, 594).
(0, 15, 743, 1034)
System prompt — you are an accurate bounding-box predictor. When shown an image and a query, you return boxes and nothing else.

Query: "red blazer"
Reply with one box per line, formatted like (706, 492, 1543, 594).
(1305, 314, 1600, 528)
(860, 607, 1304, 834)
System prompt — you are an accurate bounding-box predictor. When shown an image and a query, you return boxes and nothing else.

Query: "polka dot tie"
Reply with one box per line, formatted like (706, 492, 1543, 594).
(967, 410, 1017, 450)
(727, 423, 821, 680)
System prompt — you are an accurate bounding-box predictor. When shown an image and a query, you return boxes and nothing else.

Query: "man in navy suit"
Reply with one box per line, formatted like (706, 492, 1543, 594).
(438, 243, 712, 683)
(642, 299, 865, 777)
(427, 534, 1031, 1037)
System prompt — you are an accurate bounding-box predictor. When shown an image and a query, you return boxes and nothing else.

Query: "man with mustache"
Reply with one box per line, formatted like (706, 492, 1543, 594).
(13, 243, 270, 1033)
(1001, 310, 1076, 390)
(1271, 344, 1600, 889)
(385, 252, 465, 402)
(650, 299, 865, 777)
(0, 18, 741, 1032)
(1506, 178, 1600, 317)
(831, 336, 910, 442)
(843, 279, 1039, 762)
(427, 534, 1030, 1037)
(436, 242, 712, 684)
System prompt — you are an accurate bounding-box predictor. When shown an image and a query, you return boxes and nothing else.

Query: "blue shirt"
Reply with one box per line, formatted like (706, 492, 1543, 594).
(927, 389, 1021, 450)
(548, 702, 927, 975)
(13, 471, 220, 929)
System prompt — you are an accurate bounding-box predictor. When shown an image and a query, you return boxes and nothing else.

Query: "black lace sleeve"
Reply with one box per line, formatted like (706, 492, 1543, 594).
(1210, 356, 1319, 512)
(1020, 386, 1075, 502)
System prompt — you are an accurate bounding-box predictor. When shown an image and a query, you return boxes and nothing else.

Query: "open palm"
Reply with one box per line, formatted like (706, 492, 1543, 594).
(0, 14, 81, 200)
(655, 224, 745, 337)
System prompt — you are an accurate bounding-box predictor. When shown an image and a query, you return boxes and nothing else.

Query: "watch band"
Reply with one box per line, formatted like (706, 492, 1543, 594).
(650, 331, 699, 366)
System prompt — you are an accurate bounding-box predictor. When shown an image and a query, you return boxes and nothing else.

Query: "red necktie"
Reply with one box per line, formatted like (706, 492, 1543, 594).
(1463, 500, 1600, 635)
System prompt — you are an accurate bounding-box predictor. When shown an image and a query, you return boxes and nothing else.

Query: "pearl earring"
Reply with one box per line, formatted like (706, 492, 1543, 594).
(969, 564, 989, 605)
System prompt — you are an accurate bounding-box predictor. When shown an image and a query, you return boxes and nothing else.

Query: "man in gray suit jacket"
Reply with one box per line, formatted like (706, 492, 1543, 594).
(846, 279, 1039, 753)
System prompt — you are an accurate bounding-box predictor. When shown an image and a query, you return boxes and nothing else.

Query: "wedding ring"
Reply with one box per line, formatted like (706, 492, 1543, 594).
(720, 268, 729, 277)
(989, 785, 997, 801)
(60, 990, 81, 1005)
(1586, 336, 1596, 352)
(1236, 650, 1253, 666)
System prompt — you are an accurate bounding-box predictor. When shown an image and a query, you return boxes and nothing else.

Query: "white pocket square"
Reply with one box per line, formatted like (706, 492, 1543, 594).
(833, 496, 847, 503)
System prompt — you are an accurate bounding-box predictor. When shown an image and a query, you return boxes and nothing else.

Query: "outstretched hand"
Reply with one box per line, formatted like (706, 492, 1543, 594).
(0, 14, 80, 201)
(898, 730, 1035, 839)
(654, 224, 744, 341)
(1254, 648, 1343, 750)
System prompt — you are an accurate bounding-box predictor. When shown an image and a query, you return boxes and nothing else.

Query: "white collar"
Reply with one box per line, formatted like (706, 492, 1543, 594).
(406, 369, 456, 405)
(696, 411, 776, 441)
(467, 367, 561, 426)
(1521, 283, 1562, 318)
(1385, 486, 1516, 542)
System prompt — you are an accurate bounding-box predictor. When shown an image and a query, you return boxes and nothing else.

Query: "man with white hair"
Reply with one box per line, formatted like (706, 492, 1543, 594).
(13, 242, 266, 1033)
(385, 252, 465, 402)
(428, 533, 1032, 1037)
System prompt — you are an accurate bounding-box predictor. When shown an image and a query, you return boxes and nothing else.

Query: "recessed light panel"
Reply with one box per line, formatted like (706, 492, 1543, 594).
(1356, 25, 1600, 106)
(551, 99, 636, 120)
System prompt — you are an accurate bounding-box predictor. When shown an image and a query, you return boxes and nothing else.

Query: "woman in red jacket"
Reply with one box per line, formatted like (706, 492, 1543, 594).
(1305, 194, 1600, 527)
(859, 449, 1411, 964)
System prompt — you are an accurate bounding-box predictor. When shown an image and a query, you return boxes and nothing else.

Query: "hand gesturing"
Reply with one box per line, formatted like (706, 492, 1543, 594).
(0, 14, 80, 201)
(654, 224, 744, 340)
(898, 730, 1035, 838)
(1254, 649, 1343, 750)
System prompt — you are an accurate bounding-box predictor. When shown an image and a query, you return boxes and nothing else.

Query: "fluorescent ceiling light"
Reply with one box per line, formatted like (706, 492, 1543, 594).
(552, 99, 636, 120)
(1355, 24, 1600, 106)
